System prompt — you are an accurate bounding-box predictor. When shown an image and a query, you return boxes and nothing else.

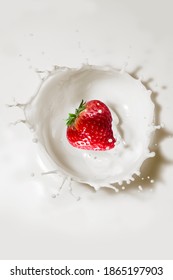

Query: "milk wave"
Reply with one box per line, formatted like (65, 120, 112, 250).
(23, 65, 156, 190)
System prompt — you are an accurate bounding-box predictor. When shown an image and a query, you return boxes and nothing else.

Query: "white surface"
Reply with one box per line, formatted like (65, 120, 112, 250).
(0, 0, 173, 259)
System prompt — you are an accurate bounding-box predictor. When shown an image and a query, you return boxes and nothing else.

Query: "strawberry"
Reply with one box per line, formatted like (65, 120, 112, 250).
(66, 100, 116, 151)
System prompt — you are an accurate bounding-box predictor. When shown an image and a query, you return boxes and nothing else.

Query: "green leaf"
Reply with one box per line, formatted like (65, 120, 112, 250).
(66, 99, 86, 126)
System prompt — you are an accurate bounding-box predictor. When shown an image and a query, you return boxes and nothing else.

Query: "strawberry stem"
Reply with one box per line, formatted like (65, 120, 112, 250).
(66, 99, 86, 126)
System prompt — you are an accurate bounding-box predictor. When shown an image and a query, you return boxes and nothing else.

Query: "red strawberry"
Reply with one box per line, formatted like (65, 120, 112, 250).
(66, 100, 116, 151)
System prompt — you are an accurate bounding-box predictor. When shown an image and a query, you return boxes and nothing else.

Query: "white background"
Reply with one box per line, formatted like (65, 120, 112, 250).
(0, 0, 173, 259)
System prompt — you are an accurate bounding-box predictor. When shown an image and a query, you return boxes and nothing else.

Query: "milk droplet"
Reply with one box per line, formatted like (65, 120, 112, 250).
(148, 152, 155, 158)
(138, 185, 143, 191)
(135, 171, 141, 176)
(112, 186, 119, 192)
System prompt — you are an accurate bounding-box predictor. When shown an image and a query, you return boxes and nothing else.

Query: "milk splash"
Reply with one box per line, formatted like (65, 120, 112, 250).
(12, 65, 159, 191)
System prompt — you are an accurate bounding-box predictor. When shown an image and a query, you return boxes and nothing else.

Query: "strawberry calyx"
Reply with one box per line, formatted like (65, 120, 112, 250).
(66, 99, 86, 126)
